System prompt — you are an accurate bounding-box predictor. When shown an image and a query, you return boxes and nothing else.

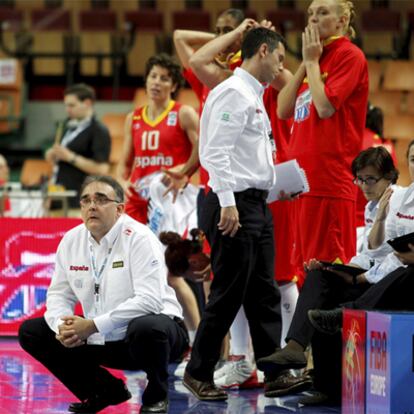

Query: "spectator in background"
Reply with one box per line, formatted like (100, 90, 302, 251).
(0, 154, 11, 216)
(45, 83, 111, 209)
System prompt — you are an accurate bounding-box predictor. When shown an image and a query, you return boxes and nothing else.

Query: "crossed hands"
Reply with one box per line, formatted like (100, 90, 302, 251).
(56, 315, 97, 348)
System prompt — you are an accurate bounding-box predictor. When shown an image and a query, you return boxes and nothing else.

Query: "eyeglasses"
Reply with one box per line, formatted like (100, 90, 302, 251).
(80, 194, 120, 208)
(353, 176, 383, 186)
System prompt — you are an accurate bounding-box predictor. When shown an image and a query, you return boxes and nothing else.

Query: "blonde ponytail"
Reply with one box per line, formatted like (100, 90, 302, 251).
(336, 0, 356, 38)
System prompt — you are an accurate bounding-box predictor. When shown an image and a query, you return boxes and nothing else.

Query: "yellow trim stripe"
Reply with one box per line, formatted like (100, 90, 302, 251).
(142, 100, 175, 127)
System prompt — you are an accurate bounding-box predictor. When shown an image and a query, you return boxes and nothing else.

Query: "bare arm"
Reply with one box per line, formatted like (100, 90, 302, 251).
(368, 186, 393, 249)
(303, 26, 335, 119)
(173, 29, 215, 69)
(45, 145, 109, 175)
(189, 18, 256, 90)
(270, 68, 294, 92)
(177, 105, 200, 177)
(162, 105, 200, 200)
(116, 112, 135, 196)
(277, 63, 306, 119)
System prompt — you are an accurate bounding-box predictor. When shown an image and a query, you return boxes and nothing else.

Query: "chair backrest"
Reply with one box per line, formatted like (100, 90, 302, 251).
(384, 114, 414, 140)
(20, 159, 53, 187)
(0, 58, 24, 134)
(101, 112, 128, 164)
(383, 61, 414, 92)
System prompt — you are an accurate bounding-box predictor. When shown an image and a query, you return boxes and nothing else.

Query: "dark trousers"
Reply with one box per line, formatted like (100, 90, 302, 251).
(347, 265, 414, 311)
(18, 314, 188, 405)
(287, 269, 371, 347)
(186, 190, 282, 381)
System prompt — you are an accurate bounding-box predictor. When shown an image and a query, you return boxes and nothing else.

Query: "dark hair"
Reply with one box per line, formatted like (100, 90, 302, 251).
(241, 28, 285, 60)
(219, 8, 245, 25)
(366, 102, 384, 137)
(352, 146, 399, 184)
(80, 175, 124, 202)
(64, 83, 96, 102)
(160, 229, 204, 275)
(144, 53, 184, 99)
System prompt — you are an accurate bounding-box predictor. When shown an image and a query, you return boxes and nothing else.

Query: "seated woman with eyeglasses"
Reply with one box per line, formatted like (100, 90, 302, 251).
(257, 145, 406, 404)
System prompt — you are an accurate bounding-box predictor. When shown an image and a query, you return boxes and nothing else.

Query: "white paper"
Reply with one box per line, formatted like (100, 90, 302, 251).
(267, 159, 310, 203)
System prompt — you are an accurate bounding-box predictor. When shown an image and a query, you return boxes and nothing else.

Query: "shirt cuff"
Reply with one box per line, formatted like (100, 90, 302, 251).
(93, 313, 115, 335)
(217, 190, 235, 207)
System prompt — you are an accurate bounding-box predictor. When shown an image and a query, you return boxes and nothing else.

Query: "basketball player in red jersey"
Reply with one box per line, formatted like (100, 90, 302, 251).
(117, 53, 199, 224)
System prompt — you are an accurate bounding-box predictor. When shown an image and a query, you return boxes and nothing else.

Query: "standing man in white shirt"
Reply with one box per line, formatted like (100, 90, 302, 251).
(183, 27, 285, 400)
(18, 175, 188, 414)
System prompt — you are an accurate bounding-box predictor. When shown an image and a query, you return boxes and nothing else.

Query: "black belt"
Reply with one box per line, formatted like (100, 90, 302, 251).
(235, 188, 269, 200)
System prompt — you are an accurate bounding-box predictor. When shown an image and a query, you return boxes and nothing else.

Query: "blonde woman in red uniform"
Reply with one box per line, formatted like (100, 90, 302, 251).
(274, 0, 368, 281)
(117, 53, 201, 346)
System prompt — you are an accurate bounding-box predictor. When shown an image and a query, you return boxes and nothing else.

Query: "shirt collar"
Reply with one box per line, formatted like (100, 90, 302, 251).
(234, 67, 266, 97)
(88, 214, 124, 247)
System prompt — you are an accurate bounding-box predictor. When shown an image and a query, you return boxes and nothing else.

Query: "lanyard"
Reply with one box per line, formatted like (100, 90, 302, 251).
(89, 237, 117, 307)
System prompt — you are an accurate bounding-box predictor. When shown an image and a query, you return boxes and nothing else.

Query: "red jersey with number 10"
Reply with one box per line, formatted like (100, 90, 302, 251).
(129, 100, 192, 187)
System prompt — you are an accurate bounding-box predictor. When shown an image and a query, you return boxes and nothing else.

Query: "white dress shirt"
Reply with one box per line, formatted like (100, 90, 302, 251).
(44, 214, 183, 341)
(364, 183, 414, 283)
(199, 67, 276, 207)
(350, 185, 406, 270)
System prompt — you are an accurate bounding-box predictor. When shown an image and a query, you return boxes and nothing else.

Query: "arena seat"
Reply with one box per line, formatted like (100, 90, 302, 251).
(101, 112, 128, 165)
(383, 60, 414, 92)
(367, 60, 383, 93)
(361, 9, 401, 58)
(125, 9, 164, 76)
(20, 159, 53, 187)
(0, 59, 25, 136)
(384, 113, 414, 140)
(78, 9, 117, 76)
(30, 8, 72, 76)
(369, 91, 403, 115)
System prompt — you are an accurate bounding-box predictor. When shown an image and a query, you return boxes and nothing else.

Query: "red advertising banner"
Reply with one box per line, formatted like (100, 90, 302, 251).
(342, 309, 367, 414)
(0, 218, 81, 335)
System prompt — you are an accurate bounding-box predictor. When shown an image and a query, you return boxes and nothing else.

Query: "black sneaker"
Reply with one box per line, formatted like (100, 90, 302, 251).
(308, 308, 343, 335)
(256, 348, 307, 373)
(68, 385, 131, 413)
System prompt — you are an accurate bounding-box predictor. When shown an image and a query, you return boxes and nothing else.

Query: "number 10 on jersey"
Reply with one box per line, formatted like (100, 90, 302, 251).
(141, 130, 160, 150)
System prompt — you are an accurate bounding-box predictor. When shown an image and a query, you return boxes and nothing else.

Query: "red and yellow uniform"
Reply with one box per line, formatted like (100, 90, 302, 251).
(263, 87, 302, 286)
(288, 36, 369, 276)
(125, 100, 192, 223)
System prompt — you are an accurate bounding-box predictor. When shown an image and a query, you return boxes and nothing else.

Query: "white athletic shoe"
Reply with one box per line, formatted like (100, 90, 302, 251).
(215, 358, 262, 389)
(174, 349, 191, 378)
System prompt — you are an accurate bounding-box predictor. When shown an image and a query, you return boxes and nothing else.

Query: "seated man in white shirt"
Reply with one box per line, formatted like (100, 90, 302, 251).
(18, 175, 189, 414)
